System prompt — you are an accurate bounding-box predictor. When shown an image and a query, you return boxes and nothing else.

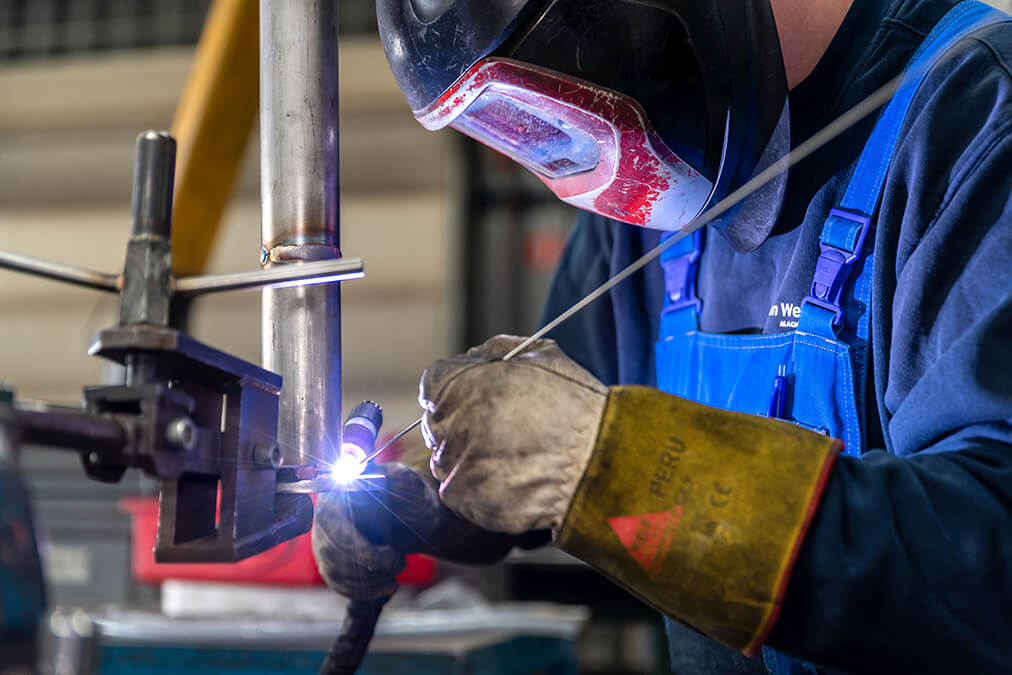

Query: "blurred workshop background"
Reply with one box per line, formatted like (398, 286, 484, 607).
(0, 1, 663, 673)
(5, 2, 1011, 674)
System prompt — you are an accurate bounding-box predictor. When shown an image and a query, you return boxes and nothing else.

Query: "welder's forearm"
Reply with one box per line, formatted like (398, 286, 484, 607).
(556, 386, 840, 655)
(390, 454, 551, 563)
(352, 466, 540, 564)
(768, 440, 1012, 673)
(419, 505, 551, 563)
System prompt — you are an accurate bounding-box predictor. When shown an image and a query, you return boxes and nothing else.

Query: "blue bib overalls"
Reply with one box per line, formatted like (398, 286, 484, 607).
(653, 3, 1008, 673)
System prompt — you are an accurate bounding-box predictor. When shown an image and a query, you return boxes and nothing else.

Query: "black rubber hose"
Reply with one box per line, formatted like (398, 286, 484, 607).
(318, 596, 390, 675)
(316, 467, 426, 675)
(315, 465, 550, 674)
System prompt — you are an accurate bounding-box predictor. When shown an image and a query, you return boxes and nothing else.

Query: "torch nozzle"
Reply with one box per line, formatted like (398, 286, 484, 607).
(334, 401, 384, 483)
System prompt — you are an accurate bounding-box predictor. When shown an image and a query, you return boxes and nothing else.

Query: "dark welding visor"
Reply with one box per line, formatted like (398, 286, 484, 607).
(380, 0, 789, 244)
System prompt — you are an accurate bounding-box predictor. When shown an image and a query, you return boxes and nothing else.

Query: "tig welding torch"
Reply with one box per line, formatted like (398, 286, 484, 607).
(318, 402, 438, 675)
(318, 466, 441, 675)
(317, 402, 550, 675)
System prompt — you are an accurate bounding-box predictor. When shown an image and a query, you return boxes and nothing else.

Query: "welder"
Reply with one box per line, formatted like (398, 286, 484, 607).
(313, 0, 1012, 672)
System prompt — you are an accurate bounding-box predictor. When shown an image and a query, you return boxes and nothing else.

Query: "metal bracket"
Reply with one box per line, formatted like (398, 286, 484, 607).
(88, 324, 313, 562)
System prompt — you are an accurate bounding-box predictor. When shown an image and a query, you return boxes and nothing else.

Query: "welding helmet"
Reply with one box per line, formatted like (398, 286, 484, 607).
(378, 0, 790, 249)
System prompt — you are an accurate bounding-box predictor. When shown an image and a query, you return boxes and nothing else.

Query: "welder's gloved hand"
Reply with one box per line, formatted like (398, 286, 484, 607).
(311, 463, 430, 601)
(420, 335, 845, 655)
(421, 335, 607, 535)
(313, 462, 549, 601)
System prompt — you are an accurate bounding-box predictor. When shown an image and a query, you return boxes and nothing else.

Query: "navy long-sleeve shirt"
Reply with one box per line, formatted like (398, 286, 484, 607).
(539, 1, 1012, 672)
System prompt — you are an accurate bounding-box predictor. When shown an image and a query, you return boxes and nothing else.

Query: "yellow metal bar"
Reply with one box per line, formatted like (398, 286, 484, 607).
(170, 0, 259, 277)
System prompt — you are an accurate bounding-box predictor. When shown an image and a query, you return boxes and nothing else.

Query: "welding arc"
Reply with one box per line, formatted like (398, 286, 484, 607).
(375, 46, 950, 453)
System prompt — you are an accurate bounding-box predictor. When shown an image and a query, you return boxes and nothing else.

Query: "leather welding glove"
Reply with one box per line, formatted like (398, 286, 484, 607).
(312, 465, 418, 601)
(421, 335, 842, 655)
(313, 462, 548, 601)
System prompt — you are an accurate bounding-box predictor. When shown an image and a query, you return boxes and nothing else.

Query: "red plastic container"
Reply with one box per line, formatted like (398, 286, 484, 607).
(119, 497, 436, 586)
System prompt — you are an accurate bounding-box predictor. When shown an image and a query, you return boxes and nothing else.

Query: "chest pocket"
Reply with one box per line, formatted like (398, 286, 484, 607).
(655, 224, 868, 456)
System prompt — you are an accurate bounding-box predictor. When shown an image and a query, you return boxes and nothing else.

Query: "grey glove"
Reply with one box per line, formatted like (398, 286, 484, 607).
(420, 335, 608, 535)
(313, 461, 548, 601)
(312, 463, 436, 601)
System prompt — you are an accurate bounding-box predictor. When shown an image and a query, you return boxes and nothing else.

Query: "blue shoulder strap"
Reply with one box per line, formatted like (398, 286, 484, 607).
(798, 0, 1010, 336)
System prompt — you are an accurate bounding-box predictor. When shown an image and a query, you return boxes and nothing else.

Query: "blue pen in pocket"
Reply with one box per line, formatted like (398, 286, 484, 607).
(767, 364, 788, 419)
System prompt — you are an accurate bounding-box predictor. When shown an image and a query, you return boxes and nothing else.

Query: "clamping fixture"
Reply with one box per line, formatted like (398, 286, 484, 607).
(1, 131, 363, 562)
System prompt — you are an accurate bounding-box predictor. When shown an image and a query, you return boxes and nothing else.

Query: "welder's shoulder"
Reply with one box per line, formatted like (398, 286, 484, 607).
(945, 19, 1012, 123)
(913, 20, 1012, 159)
(874, 21, 1012, 417)
(888, 20, 1012, 246)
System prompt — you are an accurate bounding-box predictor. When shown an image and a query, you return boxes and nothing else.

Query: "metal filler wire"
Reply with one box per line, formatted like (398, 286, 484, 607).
(366, 32, 977, 462)
(372, 72, 906, 460)
(503, 71, 907, 361)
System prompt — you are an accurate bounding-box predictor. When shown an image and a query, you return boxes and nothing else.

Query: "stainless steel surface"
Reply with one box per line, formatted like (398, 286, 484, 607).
(265, 243, 342, 264)
(0, 250, 118, 292)
(260, 0, 343, 469)
(175, 257, 364, 295)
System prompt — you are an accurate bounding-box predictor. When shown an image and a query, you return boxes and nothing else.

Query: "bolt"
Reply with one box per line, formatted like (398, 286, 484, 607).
(70, 609, 95, 637)
(166, 418, 197, 452)
(253, 442, 283, 469)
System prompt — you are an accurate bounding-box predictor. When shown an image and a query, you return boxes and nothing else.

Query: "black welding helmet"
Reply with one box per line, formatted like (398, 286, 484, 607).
(378, 0, 790, 250)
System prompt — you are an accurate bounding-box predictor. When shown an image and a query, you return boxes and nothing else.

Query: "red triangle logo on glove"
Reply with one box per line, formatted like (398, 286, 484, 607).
(608, 507, 683, 578)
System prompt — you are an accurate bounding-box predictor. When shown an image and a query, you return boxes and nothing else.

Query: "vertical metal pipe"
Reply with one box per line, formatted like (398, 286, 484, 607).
(260, 0, 342, 469)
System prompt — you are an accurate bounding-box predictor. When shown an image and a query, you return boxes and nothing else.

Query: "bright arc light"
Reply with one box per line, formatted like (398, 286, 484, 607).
(331, 444, 368, 484)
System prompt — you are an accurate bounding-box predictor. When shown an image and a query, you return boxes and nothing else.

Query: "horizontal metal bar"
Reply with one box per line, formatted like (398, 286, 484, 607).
(275, 474, 385, 494)
(174, 257, 364, 296)
(0, 250, 119, 292)
(14, 406, 128, 455)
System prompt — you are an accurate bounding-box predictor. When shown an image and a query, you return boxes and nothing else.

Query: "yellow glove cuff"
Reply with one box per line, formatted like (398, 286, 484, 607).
(557, 386, 840, 655)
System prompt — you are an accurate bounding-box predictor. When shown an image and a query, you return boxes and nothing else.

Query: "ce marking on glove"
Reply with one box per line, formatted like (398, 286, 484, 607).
(710, 482, 733, 508)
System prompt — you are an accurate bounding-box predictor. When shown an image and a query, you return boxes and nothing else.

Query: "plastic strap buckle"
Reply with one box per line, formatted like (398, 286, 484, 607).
(661, 255, 702, 315)
(661, 232, 703, 317)
(801, 208, 872, 326)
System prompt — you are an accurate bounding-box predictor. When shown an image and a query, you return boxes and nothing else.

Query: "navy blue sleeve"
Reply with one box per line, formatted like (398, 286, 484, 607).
(539, 212, 664, 387)
(538, 212, 621, 385)
(769, 38, 1012, 672)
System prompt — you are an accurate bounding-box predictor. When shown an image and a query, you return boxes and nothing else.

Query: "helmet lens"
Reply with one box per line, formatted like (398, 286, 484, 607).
(499, 0, 716, 179)
(452, 89, 601, 179)
(418, 59, 713, 230)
